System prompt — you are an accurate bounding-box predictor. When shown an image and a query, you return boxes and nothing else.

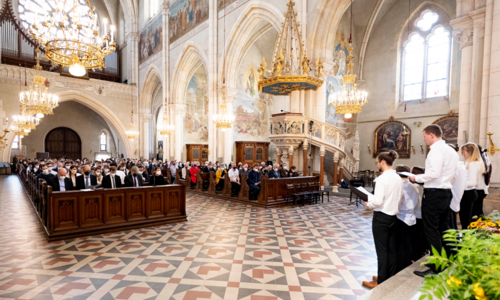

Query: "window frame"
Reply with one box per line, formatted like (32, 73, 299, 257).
(12, 135, 19, 149)
(400, 19, 452, 103)
(99, 132, 107, 152)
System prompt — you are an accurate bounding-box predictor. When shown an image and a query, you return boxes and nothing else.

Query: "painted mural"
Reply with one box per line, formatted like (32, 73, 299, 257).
(373, 120, 411, 159)
(233, 67, 272, 139)
(325, 31, 349, 123)
(184, 70, 208, 143)
(433, 116, 459, 145)
(139, 14, 162, 65)
(169, 0, 209, 43)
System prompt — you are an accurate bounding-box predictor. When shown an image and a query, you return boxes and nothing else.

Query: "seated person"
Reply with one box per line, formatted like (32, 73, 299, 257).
(190, 162, 200, 187)
(279, 163, 289, 178)
(48, 168, 73, 192)
(36, 164, 55, 185)
(247, 164, 261, 200)
(76, 165, 97, 189)
(268, 164, 282, 179)
(169, 163, 177, 184)
(94, 168, 103, 186)
(288, 166, 299, 177)
(228, 165, 241, 196)
(67, 166, 79, 190)
(102, 166, 123, 189)
(215, 164, 227, 191)
(240, 164, 250, 176)
(150, 166, 167, 186)
(125, 166, 144, 187)
(139, 165, 150, 184)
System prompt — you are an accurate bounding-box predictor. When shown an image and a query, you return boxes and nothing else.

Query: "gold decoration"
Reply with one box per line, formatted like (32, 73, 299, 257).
(412, 145, 416, 155)
(158, 106, 174, 136)
(21, 0, 116, 76)
(420, 144, 424, 154)
(257, 0, 323, 96)
(487, 132, 499, 156)
(213, 85, 235, 131)
(0, 130, 9, 150)
(125, 112, 138, 141)
(20, 48, 59, 118)
(11, 106, 40, 135)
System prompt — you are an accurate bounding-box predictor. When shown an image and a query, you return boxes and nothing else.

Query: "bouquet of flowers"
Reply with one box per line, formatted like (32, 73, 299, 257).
(468, 215, 500, 234)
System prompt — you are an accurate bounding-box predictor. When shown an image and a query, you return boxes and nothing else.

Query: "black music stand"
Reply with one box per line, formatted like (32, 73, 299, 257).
(349, 185, 371, 208)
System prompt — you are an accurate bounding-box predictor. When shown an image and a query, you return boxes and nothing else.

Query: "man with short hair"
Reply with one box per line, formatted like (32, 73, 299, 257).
(409, 124, 459, 277)
(268, 164, 281, 179)
(125, 166, 144, 187)
(76, 165, 97, 189)
(279, 163, 289, 178)
(48, 168, 73, 192)
(228, 164, 241, 196)
(37, 164, 55, 184)
(247, 164, 261, 200)
(102, 166, 122, 189)
(240, 164, 250, 176)
(170, 162, 177, 184)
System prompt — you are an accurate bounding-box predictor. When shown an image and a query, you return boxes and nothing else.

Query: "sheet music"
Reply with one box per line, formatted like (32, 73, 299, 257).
(356, 187, 375, 202)
(397, 172, 415, 178)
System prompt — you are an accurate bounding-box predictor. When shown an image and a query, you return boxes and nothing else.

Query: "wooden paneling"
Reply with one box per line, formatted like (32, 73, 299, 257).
(186, 144, 209, 164)
(235, 142, 270, 166)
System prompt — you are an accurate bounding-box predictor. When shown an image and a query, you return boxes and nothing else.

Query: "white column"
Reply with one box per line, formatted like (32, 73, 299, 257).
(161, 1, 170, 161)
(141, 114, 152, 159)
(479, 0, 494, 148)
(353, 127, 360, 172)
(469, 13, 485, 144)
(223, 88, 237, 163)
(290, 91, 300, 113)
(452, 26, 473, 145)
(208, 0, 218, 162)
(128, 32, 139, 85)
(314, 80, 326, 122)
(299, 90, 305, 114)
(172, 104, 185, 161)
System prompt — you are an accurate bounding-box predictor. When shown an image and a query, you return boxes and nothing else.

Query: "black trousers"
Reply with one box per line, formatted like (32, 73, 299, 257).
(472, 189, 486, 218)
(231, 182, 241, 196)
(410, 218, 428, 262)
(459, 190, 478, 230)
(216, 180, 224, 191)
(449, 210, 458, 230)
(249, 184, 260, 200)
(372, 211, 397, 284)
(395, 219, 412, 273)
(422, 188, 452, 272)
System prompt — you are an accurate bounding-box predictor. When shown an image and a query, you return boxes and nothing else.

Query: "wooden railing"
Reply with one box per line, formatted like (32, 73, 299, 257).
(18, 165, 187, 241)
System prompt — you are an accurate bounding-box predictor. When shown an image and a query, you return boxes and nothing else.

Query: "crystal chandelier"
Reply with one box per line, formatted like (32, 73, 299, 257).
(125, 111, 139, 141)
(328, 0, 367, 119)
(257, 0, 323, 96)
(158, 105, 174, 135)
(12, 111, 40, 133)
(213, 85, 235, 131)
(20, 49, 59, 118)
(19, 0, 116, 77)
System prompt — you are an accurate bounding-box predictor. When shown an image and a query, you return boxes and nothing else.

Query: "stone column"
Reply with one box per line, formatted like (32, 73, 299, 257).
(141, 114, 152, 159)
(479, 0, 494, 147)
(172, 104, 185, 161)
(128, 32, 140, 85)
(452, 26, 474, 145)
(314, 81, 326, 122)
(290, 91, 300, 113)
(320, 146, 325, 189)
(469, 12, 486, 144)
(339, 157, 344, 185)
(276, 148, 281, 165)
(161, 1, 170, 161)
(333, 152, 339, 192)
(222, 88, 237, 164)
(353, 127, 360, 172)
(303, 139, 308, 176)
(288, 146, 294, 167)
(208, 0, 218, 162)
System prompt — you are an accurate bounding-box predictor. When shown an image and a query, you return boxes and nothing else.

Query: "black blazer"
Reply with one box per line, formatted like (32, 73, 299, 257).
(125, 174, 144, 187)
(48, 177, 74, 192)
(102, 174, 123, 189)
(141, 171, 150, 183)
(150, 175, 166, 186)
(268, 170, 282, 179)
(76, 175, 97, 189)
(202, 166, 209, 173)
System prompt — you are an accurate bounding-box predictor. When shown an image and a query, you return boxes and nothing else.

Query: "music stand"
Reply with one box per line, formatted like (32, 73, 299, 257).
(349, 185, 370, 208)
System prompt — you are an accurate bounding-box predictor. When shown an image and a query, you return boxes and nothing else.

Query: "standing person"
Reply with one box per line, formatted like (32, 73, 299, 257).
(473, 145, 491, 218)
(409, 125, 459, 277)
(394, 165, 419, 273)
(448, 144, 467, 230)
(459, 143, 483, 229)
(410, 166, 428, 262)
(362, 151, 403, 289)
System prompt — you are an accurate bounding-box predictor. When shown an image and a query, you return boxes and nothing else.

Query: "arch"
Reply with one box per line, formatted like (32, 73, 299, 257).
(358, 0, 385, 80)
(45, 127, 82, 160)
(220, 1, 284, 90)
(170, 41, 208, 105)
(140, 66, 163, 113)
(55, 91, 132, 157)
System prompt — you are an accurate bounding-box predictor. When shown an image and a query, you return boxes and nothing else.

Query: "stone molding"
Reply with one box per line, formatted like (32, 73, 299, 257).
(171, 104, 185, 114)
(453, 27, 474, 49)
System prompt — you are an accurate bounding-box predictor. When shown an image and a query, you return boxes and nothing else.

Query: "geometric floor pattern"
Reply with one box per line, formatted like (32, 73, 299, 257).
(0, 175, 376, 300)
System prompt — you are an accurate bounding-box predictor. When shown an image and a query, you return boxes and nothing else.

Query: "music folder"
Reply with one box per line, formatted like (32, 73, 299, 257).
(397, 171, 414, 178)
(349, 185, 374, 202)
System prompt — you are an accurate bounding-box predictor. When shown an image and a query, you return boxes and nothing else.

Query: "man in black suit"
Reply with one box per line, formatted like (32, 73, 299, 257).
(77, 165, 97, 189)
(125, 166, 144, 187)
(139, 165, 150, 184)
(37, 164, 55, 185)
(48, 168, 73, 192)
(150, 167, 167, 186)
(268, 164, 282, 179)
(102, 166, 123, 189)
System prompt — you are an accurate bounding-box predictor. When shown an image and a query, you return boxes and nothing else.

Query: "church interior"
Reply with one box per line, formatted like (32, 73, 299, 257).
(0, 0, 499, 299)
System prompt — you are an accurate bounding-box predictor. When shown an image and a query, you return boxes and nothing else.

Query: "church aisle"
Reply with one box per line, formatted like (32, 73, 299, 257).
(0, 175, 377, 300)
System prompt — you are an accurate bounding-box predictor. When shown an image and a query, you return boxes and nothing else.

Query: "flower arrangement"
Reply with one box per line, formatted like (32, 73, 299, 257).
(418, 229, 500, 300)
(468, 215, 500, 234)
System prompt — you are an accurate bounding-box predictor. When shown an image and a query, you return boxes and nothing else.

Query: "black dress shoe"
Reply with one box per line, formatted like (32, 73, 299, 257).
(414, 269, 438, 277)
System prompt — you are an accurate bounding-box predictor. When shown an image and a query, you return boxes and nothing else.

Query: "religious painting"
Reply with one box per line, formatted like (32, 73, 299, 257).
(139, 14, 162, 65)
(233, 67, 272, 139)
(373, 120, 411, 158)
(326, 31, 350, 124)
(184, 69, 208, 143)
(158, 141, 163, 151)
(433, 116, 459, 145)
(169, 0, 209, 43)
(217, 0, 237, 11)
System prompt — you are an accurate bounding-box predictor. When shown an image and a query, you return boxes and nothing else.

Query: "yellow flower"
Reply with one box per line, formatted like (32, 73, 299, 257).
(473, 283, 487, 300)
(487, 221, 496, 227)
(482, 225, 489, 229)
(446, 276, 462, 287)
(496, 221, 500, 227)
(469, 222, 478, 229)
(477, 218, 483, 222)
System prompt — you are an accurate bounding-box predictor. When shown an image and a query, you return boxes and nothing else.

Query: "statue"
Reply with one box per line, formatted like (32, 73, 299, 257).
(302, 53, 309, 75)
(316, 57, 323, 78)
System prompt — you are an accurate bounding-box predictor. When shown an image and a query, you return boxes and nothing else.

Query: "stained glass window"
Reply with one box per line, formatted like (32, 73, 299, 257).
(426, 27, 450, 98)
(100, 132, 106, 151)
(403, 34, 424, 101)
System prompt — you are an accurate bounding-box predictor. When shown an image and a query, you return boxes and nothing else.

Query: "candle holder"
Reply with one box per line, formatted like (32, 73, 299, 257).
(420, 144, 424, 154)
(487, 132, 499, 156)
(367, 145, 371, 154)
(412, 145, 416, 155)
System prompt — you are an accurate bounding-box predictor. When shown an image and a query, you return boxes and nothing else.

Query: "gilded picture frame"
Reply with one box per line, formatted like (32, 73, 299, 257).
(432, 116, 459, 146)
(373, 120, 411, 158)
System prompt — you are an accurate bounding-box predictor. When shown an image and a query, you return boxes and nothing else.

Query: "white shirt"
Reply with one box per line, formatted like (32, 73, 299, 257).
(413, 184, 424, 219)
(450, 162, 467, 212)
(397, 179, 419, 226)
(367, 170, 403, 216)
(464, 161, 482, 191)
(228, 168, 239, 182)
(116, 170, 126, 184)
(415, 140, 459, 189)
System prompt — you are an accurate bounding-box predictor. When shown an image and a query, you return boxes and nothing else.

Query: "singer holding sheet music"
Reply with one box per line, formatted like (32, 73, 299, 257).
(362, 151, 403, 289)
(409, 125, 459, 277)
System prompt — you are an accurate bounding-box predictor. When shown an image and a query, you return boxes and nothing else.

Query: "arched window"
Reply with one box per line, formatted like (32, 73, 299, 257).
(12, 135, 19, 149)
(150, 0, 159, 18)
(100, 132, 107, 151)
(401, 10, 451, 101)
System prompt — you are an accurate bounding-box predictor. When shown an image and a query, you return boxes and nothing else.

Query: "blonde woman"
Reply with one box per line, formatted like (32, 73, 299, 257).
(94, 167, 103, 186)
(459, 143, 484, 229)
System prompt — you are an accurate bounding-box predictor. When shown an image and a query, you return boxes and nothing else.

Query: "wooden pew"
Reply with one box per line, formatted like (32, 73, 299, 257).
(208, 171, 215, 194)
(238, 174, 250, 201)
(175, 169, 184, 186)
(221, 172, 231, 196)
(196, 172, 211, 191)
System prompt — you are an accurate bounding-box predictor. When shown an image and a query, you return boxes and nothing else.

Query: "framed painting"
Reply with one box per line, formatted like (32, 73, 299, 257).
(433, 116, 459, 145)
(373, 120, 411, 158)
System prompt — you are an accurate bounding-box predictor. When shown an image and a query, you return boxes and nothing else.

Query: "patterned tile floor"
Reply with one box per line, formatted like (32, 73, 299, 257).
(0, 175, 377, 300)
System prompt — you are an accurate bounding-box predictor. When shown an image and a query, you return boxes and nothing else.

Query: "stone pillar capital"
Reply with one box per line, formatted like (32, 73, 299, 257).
(161, 1, 170, 14)
(302, 139, 309, 150)
(452, 27, 474, 49)
(333, 152, 339, 162)
(129, 31, 139, 42)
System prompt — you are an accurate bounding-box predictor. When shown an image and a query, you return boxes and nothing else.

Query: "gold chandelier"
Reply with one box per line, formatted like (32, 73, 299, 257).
(20, 0, 116, 77)
(20, 49, 59, 118)
(0, 129, 9, 150)
(158, 105, 174, 136)
(12, 110, 40, 134)
(257, 0, 323, 96)
(213, 85, 235, 131)
(125, 111, 139, 141)
(328, 0, 367, 119)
